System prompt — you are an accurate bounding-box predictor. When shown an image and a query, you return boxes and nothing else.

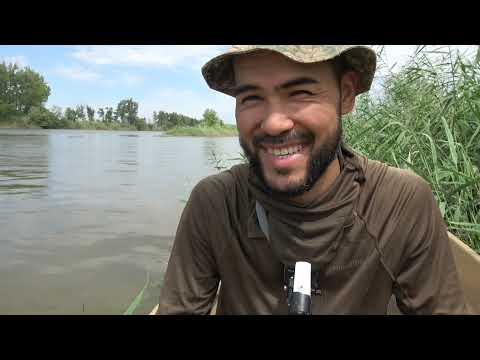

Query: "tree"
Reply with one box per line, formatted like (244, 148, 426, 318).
(86, 106, 95, 122)
(152, 109, 201, 130)
(28, 106, 59, 128)
(64, 107, 78, 122)
(50, 106, 63, 119)
(75, 105, 86, 121)
(202, 109, 222, 127)
(49, 106, 69, 128)
(0, 62, 50, 113)
(134, 117, 147, 131)
(155, 110, 168, 129)
(105, 107, 114, 123)
(0, 103, 17, 122)
(97, 107, 105, 122)
(0, 62, 50, 118)
(15, 67, 50, 113)
(115, 98, 138, 125)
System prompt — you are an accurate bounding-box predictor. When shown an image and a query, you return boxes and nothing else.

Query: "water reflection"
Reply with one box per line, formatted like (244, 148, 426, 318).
(117, 134, 139, 172)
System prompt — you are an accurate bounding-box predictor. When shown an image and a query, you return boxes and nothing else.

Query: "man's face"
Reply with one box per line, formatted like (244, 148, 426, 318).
(233, 51, 356, 196)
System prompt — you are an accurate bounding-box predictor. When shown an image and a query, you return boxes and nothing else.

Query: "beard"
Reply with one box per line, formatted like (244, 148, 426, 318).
(240, 118, 343, 198)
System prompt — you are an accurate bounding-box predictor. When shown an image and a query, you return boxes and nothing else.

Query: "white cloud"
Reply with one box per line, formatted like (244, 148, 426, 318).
(139, 87, 235, 123)
(70, 45, 229, 70)
(56, 65, 101, 81)
(122, 73, 145, 86)
(0, 55, 28, 68)
(55, 65, 146, 87)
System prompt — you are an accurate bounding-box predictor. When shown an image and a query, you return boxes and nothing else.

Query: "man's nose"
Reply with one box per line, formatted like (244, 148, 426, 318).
(261, 102, 294, 136)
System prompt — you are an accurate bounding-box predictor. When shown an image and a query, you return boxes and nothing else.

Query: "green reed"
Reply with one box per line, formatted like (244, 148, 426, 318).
(344, 46, 480, 252)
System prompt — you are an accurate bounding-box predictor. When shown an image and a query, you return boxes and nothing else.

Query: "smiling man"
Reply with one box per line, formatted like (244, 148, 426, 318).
(157, 45, 468, 315)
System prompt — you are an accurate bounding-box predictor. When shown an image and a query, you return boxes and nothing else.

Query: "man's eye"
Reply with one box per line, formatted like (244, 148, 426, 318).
(290, 90, 313, 97)
(241, 95, 262, 105)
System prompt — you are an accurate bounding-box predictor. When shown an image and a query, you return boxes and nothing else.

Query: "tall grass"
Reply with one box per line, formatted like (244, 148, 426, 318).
(344, 46, 480, 253)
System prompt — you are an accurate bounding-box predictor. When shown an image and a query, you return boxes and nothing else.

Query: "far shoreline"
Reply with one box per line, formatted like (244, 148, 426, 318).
(164, 125, 238, 137)
(0, 124, 239, 137)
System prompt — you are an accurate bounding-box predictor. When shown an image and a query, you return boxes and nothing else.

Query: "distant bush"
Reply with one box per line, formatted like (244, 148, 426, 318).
(134, 118, 148, 131)
(28, 107, 67, 129)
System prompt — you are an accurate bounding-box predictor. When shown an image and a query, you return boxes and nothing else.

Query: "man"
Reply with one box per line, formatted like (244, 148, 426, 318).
(156, 45, 467, 315)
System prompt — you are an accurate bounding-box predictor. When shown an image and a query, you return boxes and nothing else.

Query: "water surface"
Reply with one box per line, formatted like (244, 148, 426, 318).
(0, 129, 242, 314)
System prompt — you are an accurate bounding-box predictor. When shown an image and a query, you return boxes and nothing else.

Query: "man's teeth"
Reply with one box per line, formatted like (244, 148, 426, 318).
(267, 145, 303, 157)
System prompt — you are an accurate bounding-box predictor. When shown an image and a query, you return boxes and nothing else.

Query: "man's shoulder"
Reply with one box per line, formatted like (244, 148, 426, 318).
(354, 153, 441, 261)
(361, 154, 431, 201)
(356, 152, 435, 226)
(192, 163, 250, 201)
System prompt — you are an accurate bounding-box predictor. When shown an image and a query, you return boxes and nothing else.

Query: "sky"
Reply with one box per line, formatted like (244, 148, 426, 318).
(0, 45, 476, 124)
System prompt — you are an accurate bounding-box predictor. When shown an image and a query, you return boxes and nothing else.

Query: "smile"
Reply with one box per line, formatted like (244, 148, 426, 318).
(265, 144, 304, 157)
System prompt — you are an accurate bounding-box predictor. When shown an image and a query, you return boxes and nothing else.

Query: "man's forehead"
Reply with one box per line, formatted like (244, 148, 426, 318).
(232, 53, 333, 92)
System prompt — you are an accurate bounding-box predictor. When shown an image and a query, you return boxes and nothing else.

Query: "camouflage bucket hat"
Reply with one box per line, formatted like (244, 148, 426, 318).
(202, 45, 377, 96)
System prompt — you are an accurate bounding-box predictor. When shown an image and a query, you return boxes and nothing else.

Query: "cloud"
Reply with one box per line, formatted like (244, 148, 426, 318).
(55, 65, 101, 81)
(0, 55, 28, 68)
(55, 65, 146, 87)
(139, 87, 236, 123)
(70, 45, 229, 70)
(122, 74, 145, 86)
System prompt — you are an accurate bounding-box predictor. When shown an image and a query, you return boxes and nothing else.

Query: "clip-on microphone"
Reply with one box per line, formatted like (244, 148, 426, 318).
(285, 261, 311, 315)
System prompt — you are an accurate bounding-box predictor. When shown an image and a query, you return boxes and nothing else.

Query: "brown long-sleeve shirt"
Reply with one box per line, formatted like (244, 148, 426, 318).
(157, 147, 467, 314)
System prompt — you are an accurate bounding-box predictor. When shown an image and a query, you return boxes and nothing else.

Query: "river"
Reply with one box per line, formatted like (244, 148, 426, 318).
(0, 129, 242, 314)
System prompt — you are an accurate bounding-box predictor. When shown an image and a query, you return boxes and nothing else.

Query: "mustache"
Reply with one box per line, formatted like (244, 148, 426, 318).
(252, 129, 314, 148)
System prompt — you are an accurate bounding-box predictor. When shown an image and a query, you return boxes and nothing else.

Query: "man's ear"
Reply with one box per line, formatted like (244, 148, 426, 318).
(340, 71, 359, 115)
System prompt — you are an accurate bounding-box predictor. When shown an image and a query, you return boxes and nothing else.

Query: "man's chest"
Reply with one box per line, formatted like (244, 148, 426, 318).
(215, 212, 394, 314)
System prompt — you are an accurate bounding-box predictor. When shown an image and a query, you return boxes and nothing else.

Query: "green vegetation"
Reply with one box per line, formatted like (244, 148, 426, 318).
(0, 62, 50, 116)
(160, 109, 237, 136)
(153, 110, 200, 129)
(123, 271, 150, 315)
(166, 123, 238, 137)
(344, 46, 480, 253)
(0, 61, 231, 134)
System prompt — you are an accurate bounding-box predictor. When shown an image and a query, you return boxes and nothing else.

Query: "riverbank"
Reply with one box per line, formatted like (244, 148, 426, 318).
(1, 120, 239, 136)
(0, 119, 140, 131)
(0, 119, 40, 129)
(165, 125, 238, 137)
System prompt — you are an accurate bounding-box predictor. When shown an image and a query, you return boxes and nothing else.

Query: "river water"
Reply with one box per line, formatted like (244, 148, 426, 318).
(0, 129, 242, 314)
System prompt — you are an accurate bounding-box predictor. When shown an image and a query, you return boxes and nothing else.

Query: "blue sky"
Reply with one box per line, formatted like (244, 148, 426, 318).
(0, 45, 476, 124)
(0, 45, 235, 123)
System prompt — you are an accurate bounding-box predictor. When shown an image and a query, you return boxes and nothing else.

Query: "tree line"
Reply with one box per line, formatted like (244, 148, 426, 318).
(153, 108, 223, 130)
(0, 61, 227, 131)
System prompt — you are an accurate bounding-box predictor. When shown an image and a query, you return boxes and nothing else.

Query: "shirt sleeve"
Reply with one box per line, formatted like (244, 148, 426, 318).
(392, 180, 469, 315)
(156, 179, 221, 315)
